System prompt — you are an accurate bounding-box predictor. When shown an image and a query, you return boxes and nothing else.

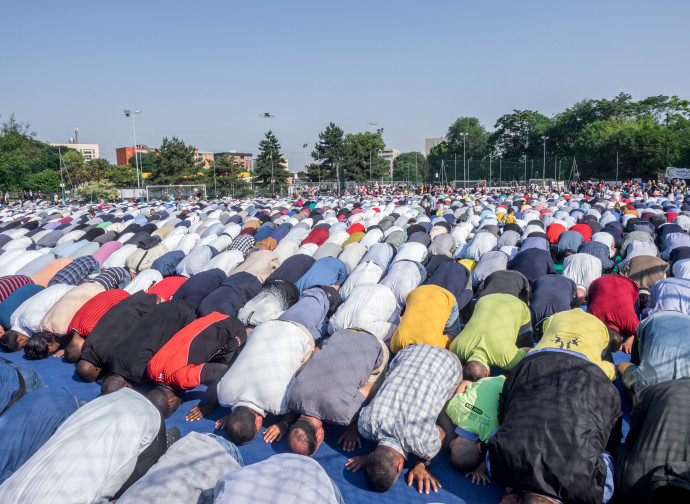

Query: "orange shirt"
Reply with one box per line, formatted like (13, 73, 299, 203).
(31, 257, 73, 287)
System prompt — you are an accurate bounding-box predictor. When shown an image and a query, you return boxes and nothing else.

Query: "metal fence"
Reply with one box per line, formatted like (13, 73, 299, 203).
(145, 185, 206, 202)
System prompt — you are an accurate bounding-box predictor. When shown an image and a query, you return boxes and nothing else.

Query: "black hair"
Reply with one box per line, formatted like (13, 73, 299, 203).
(75, 359, 101, 383)
(608, 327, 622, 353)
(0, 330, 20, 352)
(364, 447, 400, 493)
(24, 332, 56, 360)
(464, 361, 488, 382)
(224, 406, 259, 445)
(64, 339, 82, 363)
(288, 418, 318, 456)
(146, 385, 180, 417)
(101, 374, 128, 395)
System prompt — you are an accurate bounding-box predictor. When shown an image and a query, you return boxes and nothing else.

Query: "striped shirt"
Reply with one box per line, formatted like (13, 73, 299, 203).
(89, 267, 129, 290)
(358, 344, 462, 460)
(69, 289, 130, 336)
(0, 275, 34, 302)
(48, 255, 100, 287)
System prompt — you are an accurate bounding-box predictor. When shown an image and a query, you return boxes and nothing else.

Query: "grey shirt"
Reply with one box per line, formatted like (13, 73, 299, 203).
(286, 329, 384, 425)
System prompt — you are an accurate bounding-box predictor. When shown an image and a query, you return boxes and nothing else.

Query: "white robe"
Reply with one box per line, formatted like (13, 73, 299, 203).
(0, 388, 160, 504)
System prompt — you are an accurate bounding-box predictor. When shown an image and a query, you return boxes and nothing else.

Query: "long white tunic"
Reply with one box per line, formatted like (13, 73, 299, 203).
(0, 388, 161, 504)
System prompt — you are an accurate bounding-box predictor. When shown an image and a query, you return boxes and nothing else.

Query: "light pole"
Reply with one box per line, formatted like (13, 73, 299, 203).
(124, 109, 141, 191)
(260, 112, 274, 132)
(541, 136, 549, 181)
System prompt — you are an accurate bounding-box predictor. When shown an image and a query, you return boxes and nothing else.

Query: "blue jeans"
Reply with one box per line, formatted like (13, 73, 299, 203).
(207, 433, 244, 467)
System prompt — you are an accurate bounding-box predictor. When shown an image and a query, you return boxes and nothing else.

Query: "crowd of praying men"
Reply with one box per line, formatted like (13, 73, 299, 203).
(0, 185, 689, 504)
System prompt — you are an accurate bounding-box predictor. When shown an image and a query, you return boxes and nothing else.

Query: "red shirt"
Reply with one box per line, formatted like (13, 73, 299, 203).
(69, 289, 130, 336)
(587, 275, 640, 336)
(0, 275, 34, 302)
(570, 223, 593, 242)
(146, 276, 188, 301)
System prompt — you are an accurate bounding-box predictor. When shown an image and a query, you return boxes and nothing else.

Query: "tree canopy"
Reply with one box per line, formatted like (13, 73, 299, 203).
(254, 131, 289, 186)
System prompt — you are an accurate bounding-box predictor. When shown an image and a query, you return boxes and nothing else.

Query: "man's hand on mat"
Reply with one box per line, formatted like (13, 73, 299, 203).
(52, 349, 65, 358)
(345, 454, 369, 472)
(407, 462, 441, 494)
(466, 460, 490, 485)
(621, 336, 634, 354)
(186, 402, 215, 422)
(338, 427, 361, 451)
(215, 415, 231, 430)
(263, 422, 288, 443)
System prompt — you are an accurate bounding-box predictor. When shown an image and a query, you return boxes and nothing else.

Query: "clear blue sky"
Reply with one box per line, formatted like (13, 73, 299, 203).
(3, 0, 688, 171)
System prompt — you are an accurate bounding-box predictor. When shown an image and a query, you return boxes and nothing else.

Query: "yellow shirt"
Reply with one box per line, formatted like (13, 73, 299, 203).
(389, 285, 455, 354)
(457, 259, 476, 272)
(502, 214, 517, 224)
(531, 309, 616, 381)
(450, 293, 531, 370)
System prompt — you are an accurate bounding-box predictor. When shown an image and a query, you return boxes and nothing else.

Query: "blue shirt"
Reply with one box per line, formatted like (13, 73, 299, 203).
(0, 284, 44, 329)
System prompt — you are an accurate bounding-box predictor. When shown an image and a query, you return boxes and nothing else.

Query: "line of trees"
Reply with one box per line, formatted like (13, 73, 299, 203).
(3, 92, 689, 196)
(427, 93, 690, 182)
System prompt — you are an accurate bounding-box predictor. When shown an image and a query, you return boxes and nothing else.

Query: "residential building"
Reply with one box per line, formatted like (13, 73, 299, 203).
(196, 151, 214, 170)
(50, 143, 100, 161)
(378, 148, 400, 176)
(214, 151, 253, 171)
(425, 137, 447, 156)
(116, 145, 159, 166)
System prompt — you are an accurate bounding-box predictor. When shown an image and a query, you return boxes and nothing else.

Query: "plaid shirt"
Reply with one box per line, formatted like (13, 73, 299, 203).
(48, 256, 100, 287)
(358, 344, 461, 460)
(228, 234, 256, 254)
(89, 267, 129, 290)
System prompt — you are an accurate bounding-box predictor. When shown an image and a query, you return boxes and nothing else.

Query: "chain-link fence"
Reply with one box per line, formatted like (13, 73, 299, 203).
(427, 157, 578, 185)
(145, 185, 206, 202)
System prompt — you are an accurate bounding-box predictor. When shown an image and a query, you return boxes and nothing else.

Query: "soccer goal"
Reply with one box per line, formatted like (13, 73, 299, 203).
(145, 185, 207, 202)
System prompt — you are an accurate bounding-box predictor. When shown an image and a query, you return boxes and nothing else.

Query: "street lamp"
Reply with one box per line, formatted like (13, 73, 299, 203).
(124, 109, 141, 191)
(259, 112, 275, 131)
(541, 136, 549, 180)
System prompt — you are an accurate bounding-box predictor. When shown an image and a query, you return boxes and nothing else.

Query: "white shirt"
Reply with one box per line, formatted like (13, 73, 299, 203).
(103, 244, 137, 268)
(10, 284, 75, 336)
(125, 268, 163, 294)
(217, 319, 312, 416)
(329, 284, 400, 342)
(0, 388, 161, 504)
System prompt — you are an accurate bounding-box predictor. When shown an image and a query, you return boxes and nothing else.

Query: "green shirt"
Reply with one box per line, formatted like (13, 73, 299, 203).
(450, 293, 530, 370)
(446, 376, 505, 443)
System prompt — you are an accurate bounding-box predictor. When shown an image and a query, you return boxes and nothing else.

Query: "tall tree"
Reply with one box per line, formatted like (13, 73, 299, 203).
(105, 164, 137, 186)
(149, 137, 203, 185)
(254, 131, 289, 186)
(489, 110, 553, 160)
(392, 152, 425, 182)
(447, 117, 490, 158)
(0, 114, 65, 191)
(214, 154, 247, 188)
(341, 132, 388, 182)
(311, 122, 344, 181)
